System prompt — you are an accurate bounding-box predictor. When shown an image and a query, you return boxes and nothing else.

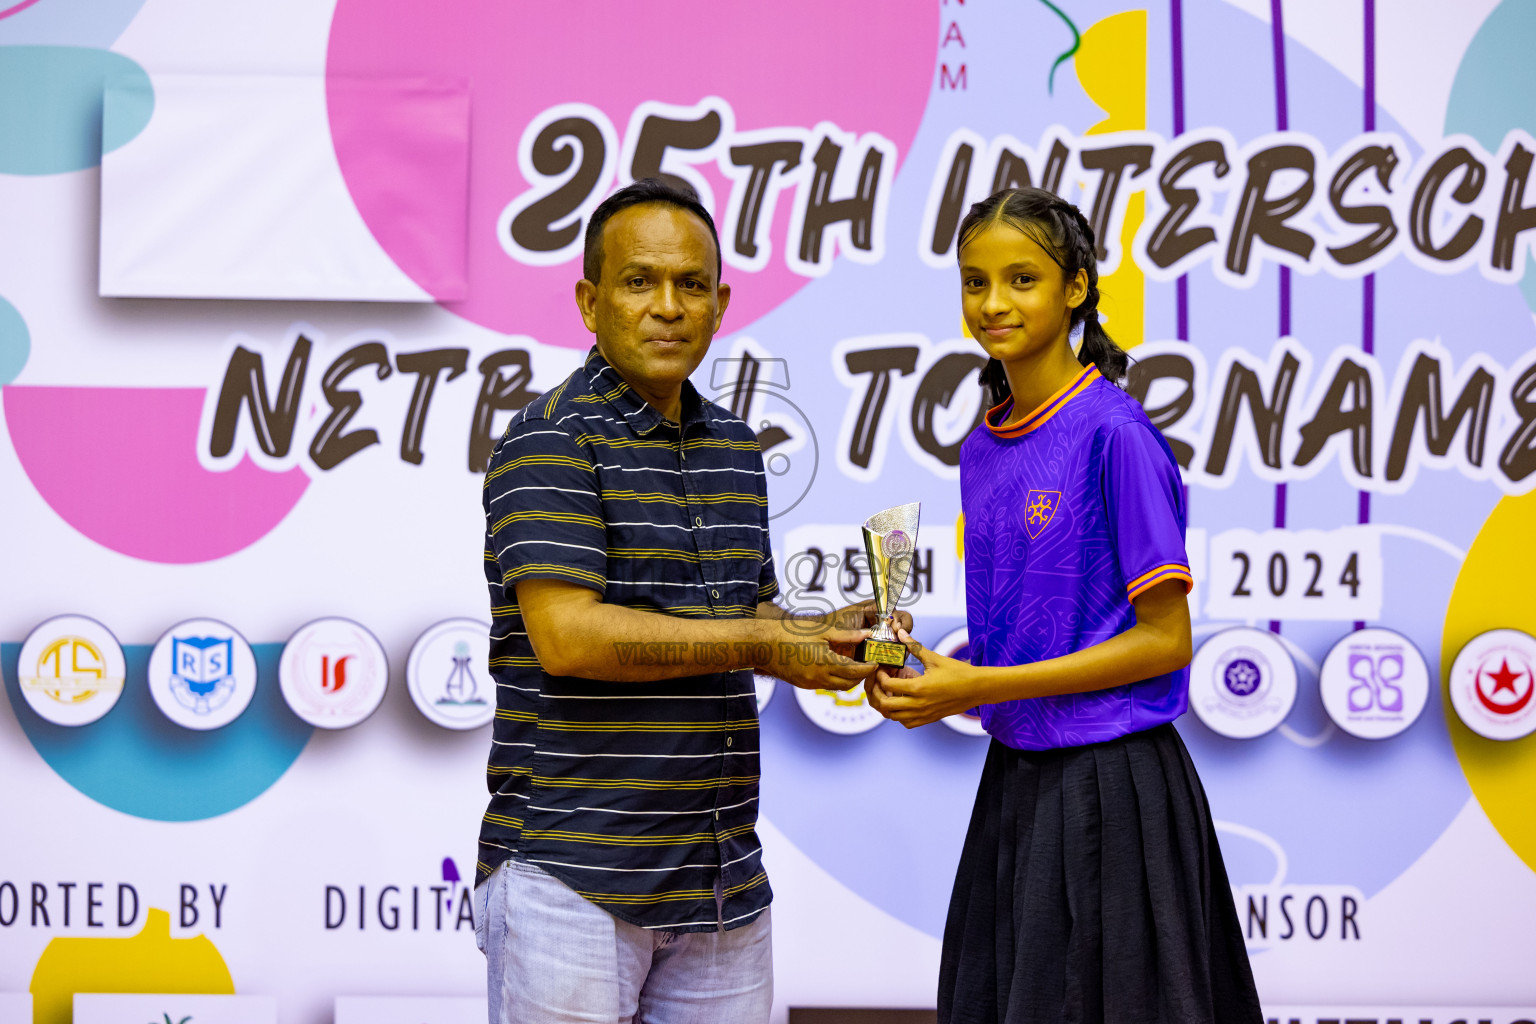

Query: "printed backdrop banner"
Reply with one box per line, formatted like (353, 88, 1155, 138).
(2, 0, 1536, 1021)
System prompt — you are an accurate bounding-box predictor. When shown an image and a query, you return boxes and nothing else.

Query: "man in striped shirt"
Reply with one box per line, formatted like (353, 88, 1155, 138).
(473, 179, 890, 1023)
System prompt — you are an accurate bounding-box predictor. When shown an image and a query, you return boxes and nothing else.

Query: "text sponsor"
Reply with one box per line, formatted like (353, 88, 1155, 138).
(1237, 885, 1365, 950)
(0, 881, 228, 932)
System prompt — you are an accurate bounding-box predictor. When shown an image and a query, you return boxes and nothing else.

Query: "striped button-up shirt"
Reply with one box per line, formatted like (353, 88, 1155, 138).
(477, 348, 778, 932)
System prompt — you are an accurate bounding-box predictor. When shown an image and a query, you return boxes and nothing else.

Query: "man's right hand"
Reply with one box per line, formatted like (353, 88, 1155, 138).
(754, 617, 874, 692)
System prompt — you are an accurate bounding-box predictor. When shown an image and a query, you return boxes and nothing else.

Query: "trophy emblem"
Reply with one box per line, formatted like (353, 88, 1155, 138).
(854, 502, 921, 667)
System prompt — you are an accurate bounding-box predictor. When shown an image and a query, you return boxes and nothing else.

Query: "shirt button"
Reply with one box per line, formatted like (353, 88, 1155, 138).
(726, 736, 733, 747)
(694, 516, 704, 528)
(715, 810, 720, 821)
(711, 588, 720, 599)
(681, 449, 687, 460)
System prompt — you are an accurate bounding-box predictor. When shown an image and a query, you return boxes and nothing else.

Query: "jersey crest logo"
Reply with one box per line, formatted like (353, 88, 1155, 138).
(1024, 489, 1061, 539)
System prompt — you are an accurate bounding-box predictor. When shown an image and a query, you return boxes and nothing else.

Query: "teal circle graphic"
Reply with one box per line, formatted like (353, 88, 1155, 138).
(0, 295, 28, 385)
(0, 45, 153, 174)
(1446, 0, 1536, 313)
(3, 640, 312, 821)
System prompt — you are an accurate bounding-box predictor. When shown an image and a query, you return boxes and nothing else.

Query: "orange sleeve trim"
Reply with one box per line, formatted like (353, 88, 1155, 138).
(1126, 564, 1194, 600)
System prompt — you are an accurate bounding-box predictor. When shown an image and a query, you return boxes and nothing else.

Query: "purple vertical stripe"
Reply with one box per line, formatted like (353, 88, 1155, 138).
(1171, 0, 1187, 137)
(1356, 0, 1376, 635)
(1278, 267, 1291, 336)
(1172, 0, 1191, 345)
(1171, 2, 1193, 521)
(1362, 274, 1374, 356)
(1272, 479, 1286, 663)
(1364, 0, 1376, 132)
(1270, 0, 1289, 131)
(1269, 0, 1289, 636)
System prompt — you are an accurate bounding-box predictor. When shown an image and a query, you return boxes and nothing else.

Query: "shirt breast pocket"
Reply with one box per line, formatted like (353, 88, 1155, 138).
(699, 522, 769, 615)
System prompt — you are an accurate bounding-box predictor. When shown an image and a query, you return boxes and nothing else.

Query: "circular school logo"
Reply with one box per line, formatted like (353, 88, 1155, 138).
(279, 617, 389, 729)
(16, 615, 127, 726)
(1448, 629, 1536, 742)
(1189, 627, 1297, 739)
(933, 627, 987, 737)
(1318, 628, 1430, 740)
(406, 619, 495, 730)
(754, 673, 777, 713)
(794, 681, 884, 735)
(146, 619, 258, 730)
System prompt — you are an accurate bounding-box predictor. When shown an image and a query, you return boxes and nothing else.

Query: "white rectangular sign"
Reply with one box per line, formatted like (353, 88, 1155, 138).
(99, 75, 468, 302)
(779, 523, 964, 619)
(336, 996, 488, 1024)
(75, 994, 276, 1024)
(1263, 1009, 1536, 1024)
(1205, 527, 1383, 622)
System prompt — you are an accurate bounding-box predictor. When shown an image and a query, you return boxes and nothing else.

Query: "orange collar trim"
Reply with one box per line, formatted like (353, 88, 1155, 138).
(985, 365, 1101, 438)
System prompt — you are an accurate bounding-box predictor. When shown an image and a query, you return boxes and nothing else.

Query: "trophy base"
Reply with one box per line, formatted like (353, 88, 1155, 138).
(856, 637, 908, 667)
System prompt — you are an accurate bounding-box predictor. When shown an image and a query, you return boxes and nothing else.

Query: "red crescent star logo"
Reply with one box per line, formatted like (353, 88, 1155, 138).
(1475, 657, 1532, 717)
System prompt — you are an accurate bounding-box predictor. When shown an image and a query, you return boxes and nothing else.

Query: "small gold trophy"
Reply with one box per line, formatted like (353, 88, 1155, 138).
(853, 502, 921, 667)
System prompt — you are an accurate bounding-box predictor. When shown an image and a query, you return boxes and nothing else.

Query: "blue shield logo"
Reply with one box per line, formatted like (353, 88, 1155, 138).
(169, 635, 236, 714)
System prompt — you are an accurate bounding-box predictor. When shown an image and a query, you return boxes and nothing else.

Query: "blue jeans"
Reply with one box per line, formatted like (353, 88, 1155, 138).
(473, 857, 773, 1024)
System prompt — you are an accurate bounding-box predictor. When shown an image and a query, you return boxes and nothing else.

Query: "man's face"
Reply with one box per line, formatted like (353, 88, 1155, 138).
(576, 203, 730, 402)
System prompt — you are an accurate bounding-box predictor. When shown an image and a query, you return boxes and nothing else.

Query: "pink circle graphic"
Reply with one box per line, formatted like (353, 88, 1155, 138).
(5, 385, 309, 563)
(326, 1, 938, 347)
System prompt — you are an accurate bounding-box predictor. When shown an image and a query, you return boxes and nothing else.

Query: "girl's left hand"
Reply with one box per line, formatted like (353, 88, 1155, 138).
(865, 628, 985, 728)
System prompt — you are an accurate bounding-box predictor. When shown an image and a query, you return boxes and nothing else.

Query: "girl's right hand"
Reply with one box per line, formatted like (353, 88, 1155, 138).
(866, 629, 986, 728)
(864, 666, 919, 708)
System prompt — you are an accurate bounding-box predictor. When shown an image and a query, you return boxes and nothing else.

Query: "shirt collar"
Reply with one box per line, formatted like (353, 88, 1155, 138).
(985, 364, 1101, 438)
(583, 347, 705, 435)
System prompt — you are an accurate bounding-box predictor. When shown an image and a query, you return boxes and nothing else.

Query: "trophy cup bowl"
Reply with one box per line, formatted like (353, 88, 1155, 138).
(853, 502, 921, 667)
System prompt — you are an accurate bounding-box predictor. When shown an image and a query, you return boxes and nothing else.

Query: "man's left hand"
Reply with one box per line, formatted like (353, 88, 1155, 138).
(822, 600, 912, 669)
(831, 599, 912, 635)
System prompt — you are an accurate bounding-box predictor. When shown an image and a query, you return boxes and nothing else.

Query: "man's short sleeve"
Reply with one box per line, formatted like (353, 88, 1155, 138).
(753, 448, 780, 604)
(1102, 422, 1192, 602)
(484, 421, 607, 596)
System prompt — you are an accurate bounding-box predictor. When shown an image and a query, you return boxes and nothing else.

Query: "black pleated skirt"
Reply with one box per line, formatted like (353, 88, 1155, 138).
(939, 724, 1263, 1024)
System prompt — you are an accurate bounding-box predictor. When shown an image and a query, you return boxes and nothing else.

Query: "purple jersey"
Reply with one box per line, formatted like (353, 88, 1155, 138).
(959, 364, 1193, 750)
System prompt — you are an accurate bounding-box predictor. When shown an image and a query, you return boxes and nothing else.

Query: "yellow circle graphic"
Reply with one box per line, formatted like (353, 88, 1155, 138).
(30, 908, 234, 1024)
(1442, 490, 1536, 871)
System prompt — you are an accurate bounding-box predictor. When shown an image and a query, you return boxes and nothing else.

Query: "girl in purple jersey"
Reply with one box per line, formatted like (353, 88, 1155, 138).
(868, 188, 1263, 1024)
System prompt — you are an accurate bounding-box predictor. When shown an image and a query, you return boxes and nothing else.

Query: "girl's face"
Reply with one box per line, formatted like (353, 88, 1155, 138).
(959, 221, 1087, 367)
